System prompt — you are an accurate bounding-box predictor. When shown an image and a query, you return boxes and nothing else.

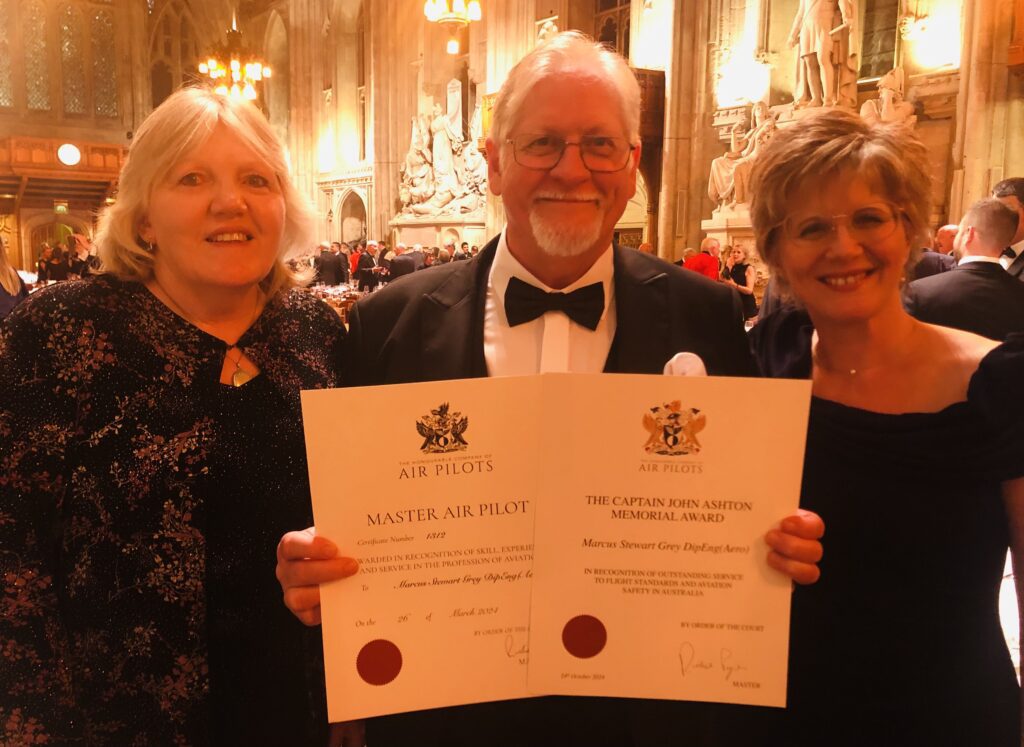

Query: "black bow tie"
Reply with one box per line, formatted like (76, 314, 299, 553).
(1002, 247, 1017, 259)
(504, 276, 605, 330)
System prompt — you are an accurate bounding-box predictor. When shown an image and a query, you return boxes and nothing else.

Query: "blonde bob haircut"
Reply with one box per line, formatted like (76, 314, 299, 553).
(490, 31, 640, 169)
(749, 108, 931, 295)
(95, 86, 314, 296)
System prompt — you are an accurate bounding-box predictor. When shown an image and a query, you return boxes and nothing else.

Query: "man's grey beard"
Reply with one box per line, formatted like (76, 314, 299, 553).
(528, 210, 603, 258)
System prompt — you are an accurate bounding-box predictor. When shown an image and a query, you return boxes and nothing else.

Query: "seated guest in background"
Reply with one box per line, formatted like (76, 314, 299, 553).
(748, 108, 1024, 746)
(992, 177, 1024, 279)
(905, 198, 1024, 341)
(435, 246, 451, 264)
(682, 236, 721, 280)
(470, 244, 479, 256)
(0, 235, 28, 318)
(276, 31, 824, 747)
(722, 244, 758, 320)
(636, 241, 655, 255)
(0, 86, 344, 746)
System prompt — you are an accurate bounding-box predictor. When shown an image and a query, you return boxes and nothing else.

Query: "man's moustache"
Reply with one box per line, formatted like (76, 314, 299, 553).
(533, 192, 601, 203)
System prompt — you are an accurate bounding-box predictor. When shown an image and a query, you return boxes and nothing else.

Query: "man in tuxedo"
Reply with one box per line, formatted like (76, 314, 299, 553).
(355, 241, 381, 291)
(909, 224, 957, 280)
(276, 31, 824, 747)
(314, 241, 345, 285)
(992, 177, 1024, 280)
(905, 198, 1024, 340)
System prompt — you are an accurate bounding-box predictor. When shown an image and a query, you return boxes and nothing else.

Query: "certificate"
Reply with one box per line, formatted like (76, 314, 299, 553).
(528, 374, 811, 708)
(302, 377, 542, 721)
(302, 374, 811, 720)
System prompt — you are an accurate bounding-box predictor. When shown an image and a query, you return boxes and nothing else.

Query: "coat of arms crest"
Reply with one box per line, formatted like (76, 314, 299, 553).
(642, 401, 705, 456)
(416, 402, 469, 453)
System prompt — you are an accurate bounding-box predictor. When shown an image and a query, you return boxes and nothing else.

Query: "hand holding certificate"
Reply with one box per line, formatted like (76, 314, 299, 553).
(301, 374, 811, 721)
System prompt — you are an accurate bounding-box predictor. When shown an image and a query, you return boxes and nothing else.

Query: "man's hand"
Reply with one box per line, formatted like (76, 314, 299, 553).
(276, 527, 359, 625)
(764, 509, 825, 585)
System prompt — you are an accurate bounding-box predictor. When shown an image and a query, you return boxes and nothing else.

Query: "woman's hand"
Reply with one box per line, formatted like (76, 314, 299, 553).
(276, 527, 359, 625)
(765, 509, 825, 585)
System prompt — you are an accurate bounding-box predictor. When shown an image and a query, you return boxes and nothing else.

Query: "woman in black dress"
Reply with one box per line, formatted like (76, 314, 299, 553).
(745, 109, 1024, 745)
(723, 244, 758, 319)
(1, 87, 343, 745)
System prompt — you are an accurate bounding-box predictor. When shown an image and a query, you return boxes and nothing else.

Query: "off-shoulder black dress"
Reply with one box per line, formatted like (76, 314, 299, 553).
(0, 275, 345, 746)
(743, 308, 1024, 746)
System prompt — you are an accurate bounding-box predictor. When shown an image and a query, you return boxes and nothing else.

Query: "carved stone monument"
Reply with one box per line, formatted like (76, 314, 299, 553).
(860, 67, 917, 127)
(392, 79, 488, 247)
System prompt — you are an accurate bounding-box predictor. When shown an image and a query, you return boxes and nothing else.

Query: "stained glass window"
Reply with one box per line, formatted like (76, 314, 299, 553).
(61, 4, 87, 115)
(0, 0, 13, 108)
(25, 1, 51, 111)
(860, 0, 900, 79)
(92, 9, 118, 117)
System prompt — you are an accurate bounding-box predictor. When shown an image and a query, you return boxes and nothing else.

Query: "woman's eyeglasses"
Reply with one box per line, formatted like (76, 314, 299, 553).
(505, 134, 635, 172)
(782, 203, 903, 246)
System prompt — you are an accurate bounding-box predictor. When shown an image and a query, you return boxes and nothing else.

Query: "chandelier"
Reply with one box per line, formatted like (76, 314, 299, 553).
(423, 0, 482, 55)
(198, 13, 272, 101)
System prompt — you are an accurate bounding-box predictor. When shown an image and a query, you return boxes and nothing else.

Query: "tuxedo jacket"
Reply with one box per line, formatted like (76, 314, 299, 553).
(909, 250, 955, 281)
(345, 237, 757, 387)
(314, 250, 345, 285)
(1008, 251, 1024, 281)
(387, 251, 424, 280)
(346, 238, 756, 746)
(904, 261, 1024, 340)
(355, 251, 379, 289)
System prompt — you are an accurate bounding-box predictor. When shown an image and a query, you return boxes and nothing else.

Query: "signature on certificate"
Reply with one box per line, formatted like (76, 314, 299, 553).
(504, 634, 529, 658)
(678, 642, 748, 681)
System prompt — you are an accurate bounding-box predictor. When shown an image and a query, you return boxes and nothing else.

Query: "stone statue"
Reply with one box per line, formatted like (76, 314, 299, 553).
(399, 114, 435, 208)
(860, 67, 917, 127)
(708, 101, 776, 210)
(398, 97, 488, 218)
(789, 0, 860, 109)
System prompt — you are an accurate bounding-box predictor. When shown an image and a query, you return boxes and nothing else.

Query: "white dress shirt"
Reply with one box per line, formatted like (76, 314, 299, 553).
(483, 228, 616, 376)
(958, 255, 1004, 267)
(1000, 238, 1024, 269)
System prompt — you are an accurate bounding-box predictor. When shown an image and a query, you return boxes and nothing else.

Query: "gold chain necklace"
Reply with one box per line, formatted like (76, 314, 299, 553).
(150, 277, 263, 387)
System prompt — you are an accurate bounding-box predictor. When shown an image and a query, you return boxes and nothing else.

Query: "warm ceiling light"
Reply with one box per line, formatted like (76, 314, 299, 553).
(199, 12, 271, 101)
(57, 143, 82, 166)
(424, 0, 481, 54)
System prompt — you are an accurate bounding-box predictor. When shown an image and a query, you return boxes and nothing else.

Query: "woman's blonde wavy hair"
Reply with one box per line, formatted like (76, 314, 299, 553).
(95, 86, 314, 296)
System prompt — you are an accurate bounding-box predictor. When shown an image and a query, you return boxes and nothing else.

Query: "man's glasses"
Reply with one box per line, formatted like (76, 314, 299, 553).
(781, 203, 903, 246)
(506, 134, 636, 172)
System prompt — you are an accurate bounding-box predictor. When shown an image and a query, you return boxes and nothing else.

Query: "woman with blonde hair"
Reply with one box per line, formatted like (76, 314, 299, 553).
(745, 108, 1024, 744)
(0, 235, 28, 318)
(0, 87, 343, 745)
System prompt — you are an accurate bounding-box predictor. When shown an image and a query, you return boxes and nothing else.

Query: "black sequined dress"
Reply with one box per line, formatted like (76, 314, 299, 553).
(0, 275, 345, 746)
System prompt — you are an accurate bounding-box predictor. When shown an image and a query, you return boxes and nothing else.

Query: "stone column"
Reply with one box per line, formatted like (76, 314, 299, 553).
(656, 0, 710, 261)
(287, 0, 322, 205)
(483, 3, 535, 239)
(949, 0, 1014, 217)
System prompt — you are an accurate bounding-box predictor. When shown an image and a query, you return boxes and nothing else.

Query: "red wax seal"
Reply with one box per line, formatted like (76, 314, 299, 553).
(356, 639, 403, 686)
(561, 614, 607, 659)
